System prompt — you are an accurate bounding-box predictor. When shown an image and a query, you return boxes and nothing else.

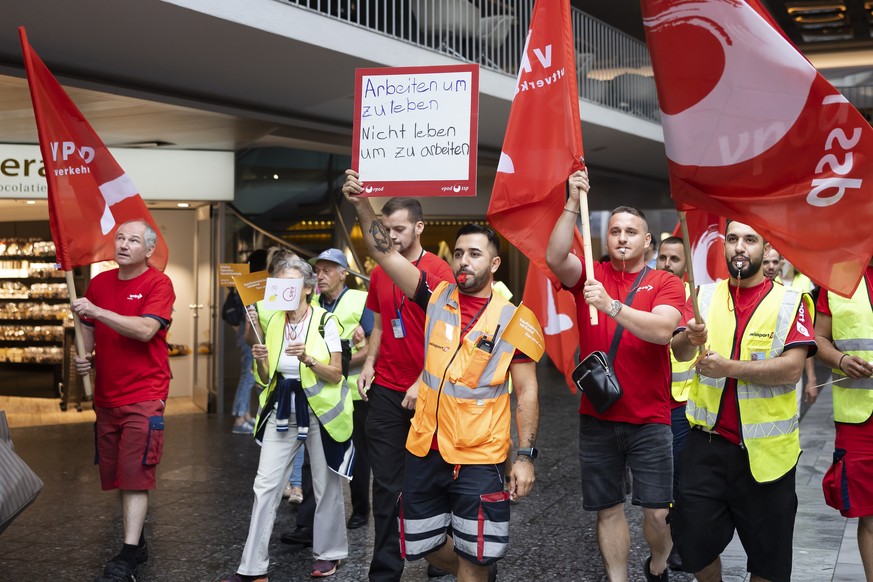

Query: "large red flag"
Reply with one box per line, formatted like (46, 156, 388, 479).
(19, 28, 168, 271)
(522, 263, 579, 391)
(671, 209, 729, 285)
(487, 0, 585, 285)
(642, 0, 873, 297)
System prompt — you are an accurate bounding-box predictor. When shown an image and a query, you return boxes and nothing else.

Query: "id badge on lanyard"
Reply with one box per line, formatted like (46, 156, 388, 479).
(391, 309, 406, 339)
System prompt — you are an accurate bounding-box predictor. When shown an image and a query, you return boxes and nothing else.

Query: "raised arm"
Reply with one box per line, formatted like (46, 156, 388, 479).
(342, 169, 421, 298)
(545, 170, 588, 288)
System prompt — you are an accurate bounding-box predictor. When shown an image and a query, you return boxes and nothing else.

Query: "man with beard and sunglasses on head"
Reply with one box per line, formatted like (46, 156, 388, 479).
(670, 220, 816, 582)
(547, 169, 685, 582)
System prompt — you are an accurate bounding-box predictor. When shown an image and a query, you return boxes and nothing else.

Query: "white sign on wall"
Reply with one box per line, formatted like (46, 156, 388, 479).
(0, 144, 234, 200)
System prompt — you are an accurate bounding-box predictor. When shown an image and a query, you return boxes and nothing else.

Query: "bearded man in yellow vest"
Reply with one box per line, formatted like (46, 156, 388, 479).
(344, 172, 541, 582)
(816, 259, 873, 581)
(671, 220, 816, 582)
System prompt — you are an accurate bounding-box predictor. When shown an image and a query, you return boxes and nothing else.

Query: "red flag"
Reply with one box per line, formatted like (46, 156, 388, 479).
(487, 0, 584, 285)
(642, 0, 873, 297)
(671, 209, 729, 285)
(522, 263, 579, 392)
(19, 28, 168, 271)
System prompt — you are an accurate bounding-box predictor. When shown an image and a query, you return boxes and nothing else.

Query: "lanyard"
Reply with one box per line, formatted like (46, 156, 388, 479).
(392, 248, 425, 318)
(460, 294, 492, 339)
(320, 287, 347, 314)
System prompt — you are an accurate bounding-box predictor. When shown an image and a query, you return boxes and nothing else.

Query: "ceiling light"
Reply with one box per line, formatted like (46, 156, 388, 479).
(273, 174, 279, 180)
(177, 202, 190, 208)
(25, 200, 36, 205)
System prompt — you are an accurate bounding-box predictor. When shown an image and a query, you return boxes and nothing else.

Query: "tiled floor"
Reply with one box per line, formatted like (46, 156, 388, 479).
(0, 363, 865, 581)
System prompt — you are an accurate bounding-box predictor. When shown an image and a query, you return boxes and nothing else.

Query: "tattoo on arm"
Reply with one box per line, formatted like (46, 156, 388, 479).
(369, 220, 392, 254)
(525, 433, 537, 448)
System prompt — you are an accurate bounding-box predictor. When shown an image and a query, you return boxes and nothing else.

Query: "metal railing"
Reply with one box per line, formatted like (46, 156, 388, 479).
(834, 86, 873, 120)
(284, 0, 660, 123)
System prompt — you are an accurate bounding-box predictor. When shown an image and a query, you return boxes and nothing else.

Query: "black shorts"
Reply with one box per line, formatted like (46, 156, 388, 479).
(399, 450, 509, 566)
(672, 428, 797, 582)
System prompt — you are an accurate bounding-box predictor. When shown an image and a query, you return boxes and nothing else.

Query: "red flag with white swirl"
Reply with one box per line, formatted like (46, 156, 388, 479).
(643, 0, 873, 297)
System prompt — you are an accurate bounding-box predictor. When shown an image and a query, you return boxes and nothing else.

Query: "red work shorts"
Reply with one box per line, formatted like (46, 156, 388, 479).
(95, 400, 165, 491)
(823, 419, 873, 518)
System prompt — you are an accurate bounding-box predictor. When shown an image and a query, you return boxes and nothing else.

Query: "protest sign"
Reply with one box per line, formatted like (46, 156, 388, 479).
(219, 263, 248, 287)
(233, 270, 268, 306)
(263, 277, 304, 311)
(352, 64, 478, 197)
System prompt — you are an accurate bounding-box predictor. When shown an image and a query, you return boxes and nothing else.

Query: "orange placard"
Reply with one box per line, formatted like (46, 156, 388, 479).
(219, 263, 249, 287)
(500, 303, 545, 362)
(233, 270, 268, 306)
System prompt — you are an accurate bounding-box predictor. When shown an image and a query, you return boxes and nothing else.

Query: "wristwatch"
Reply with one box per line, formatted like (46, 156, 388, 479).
(516, 447, 539, 461)
(607, 300, 622, 318)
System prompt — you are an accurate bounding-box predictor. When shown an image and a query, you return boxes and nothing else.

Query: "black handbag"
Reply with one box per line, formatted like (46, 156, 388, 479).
(573, 267, 650, 414)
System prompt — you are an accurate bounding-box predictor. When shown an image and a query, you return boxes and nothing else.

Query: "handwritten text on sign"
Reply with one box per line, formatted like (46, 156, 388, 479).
(353, 64, 479, 197)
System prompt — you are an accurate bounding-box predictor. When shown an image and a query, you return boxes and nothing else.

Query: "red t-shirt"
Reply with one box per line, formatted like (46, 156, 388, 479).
(704, 279, 817, 445)
(83, 267, 176, 408)
(567, 262, 685, 424)
(818, 266, 873, 441)
(365, 251, 454, 392)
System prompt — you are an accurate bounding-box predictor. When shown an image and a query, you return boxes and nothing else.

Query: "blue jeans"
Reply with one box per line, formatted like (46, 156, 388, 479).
(231, 325, 255, 417)
(289, 445, 304, 488)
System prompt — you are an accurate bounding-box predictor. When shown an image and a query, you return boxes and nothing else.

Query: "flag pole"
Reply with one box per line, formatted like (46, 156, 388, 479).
(64, 271, 93, 398)
(678, 211, 703, 355)
(578, 188, 599, 325)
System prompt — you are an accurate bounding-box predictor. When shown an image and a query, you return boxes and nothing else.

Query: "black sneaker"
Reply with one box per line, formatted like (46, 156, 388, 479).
(94, 560, 137, 582)
(644, 555, 669, 582)
(280, 526, 313, 547)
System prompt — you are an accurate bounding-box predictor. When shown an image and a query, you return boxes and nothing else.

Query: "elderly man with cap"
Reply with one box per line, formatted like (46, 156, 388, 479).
(312, 248, 374, 528)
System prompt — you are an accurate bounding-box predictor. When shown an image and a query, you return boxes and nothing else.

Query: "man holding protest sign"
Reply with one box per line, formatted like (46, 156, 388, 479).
(344, 170, 541, 582)
(72, 220, 175, 582)
(546, 170, 684, 581)
(354, 194, 454, 582)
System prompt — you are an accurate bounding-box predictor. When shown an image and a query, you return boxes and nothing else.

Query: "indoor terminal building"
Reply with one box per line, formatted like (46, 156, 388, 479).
(0, 1, 871, 579)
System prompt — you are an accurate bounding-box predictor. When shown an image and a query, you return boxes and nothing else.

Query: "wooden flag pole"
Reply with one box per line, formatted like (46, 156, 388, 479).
(578, 189, 599, 325)
(678, 211, 703, 355)
(65, 270, 93, 398)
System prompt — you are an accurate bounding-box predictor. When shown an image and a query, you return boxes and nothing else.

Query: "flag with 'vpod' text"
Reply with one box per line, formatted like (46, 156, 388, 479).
(19, 27, 168, 271)
(642, 0, 873, 297)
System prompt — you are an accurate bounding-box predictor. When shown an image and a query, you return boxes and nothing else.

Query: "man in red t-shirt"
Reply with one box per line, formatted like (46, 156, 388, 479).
(72, 220, 175, 582)
(547, 169, 684, 582)
(342, 173, 454, 582)
(814, 261, 873, 578)
(671, 221, 816, 582)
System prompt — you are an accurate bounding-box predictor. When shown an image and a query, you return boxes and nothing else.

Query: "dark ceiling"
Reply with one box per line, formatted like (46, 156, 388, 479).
(577, 0, 873, 58)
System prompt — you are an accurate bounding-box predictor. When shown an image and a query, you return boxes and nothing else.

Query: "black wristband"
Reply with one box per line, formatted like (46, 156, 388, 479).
(838, 353, 848, 372)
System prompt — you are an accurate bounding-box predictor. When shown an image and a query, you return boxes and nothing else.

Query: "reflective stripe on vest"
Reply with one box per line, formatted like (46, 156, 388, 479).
(253, 303, 353, 443)
(829, 275, 873, 423)
(407, 281, 518, 464)
(687, 280, 804, 482)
